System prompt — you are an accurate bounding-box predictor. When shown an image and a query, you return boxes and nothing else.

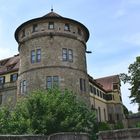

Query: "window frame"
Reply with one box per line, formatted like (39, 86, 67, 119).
(20, 80, 27, 94)
(80, 78, 86, 92)
(0, 76, 5, 85)
(10, 73, 18, 82)
(68, 49, 73, 62)
(31, 50, 36, 63)
(31, 49, 41, 63)
(48, 22, 54, 29)
(32, 24, 38, 32)
(23, 80, 27, 93)
(46, 76, 59, 89)
(62, 48, 73, 62)
(36, 49, 41, 62)
(64, 23, 70, 31)
(62, 48, 68, 61)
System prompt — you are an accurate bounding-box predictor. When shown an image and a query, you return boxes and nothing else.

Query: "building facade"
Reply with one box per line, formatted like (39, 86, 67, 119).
(0, 10, 124, 123)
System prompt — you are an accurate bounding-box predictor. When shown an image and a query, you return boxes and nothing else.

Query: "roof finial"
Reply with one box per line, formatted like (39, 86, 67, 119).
(51, 5, 53, 12)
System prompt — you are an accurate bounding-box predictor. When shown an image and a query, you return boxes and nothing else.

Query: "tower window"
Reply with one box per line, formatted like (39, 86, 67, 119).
(68, 49, 73, 62)
(32, 24, 38, 32)
(48, 22, 54, 29)
(20, 80, 27, 94)
(80, 78, 86, 92)
(31, 49, 41, 63)
(64, 23, 70, 31)
(10, 73, 18, 82)
(62, 48, 73, 62)
(46, 76, 59, 89)
(62, 48, 67, 61)
(36, 49, 41, 62)
(0, 76, 5, 85)
(31, 50, 36, 63)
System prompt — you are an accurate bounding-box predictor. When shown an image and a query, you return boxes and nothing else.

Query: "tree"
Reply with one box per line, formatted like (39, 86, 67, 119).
(120, 56, 140, 110)
(0, 89, 96, 139)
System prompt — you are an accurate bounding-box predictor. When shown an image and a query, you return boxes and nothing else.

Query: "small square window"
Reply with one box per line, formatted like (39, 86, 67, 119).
(64, 23, 70, 31)
(32, 24, 38, 32)
(48, 22, 54, 29)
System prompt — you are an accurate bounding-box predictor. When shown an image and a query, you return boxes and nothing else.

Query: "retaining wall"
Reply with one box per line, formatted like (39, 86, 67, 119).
(98, 128, 140, 140)
(0, 132, 89, 140)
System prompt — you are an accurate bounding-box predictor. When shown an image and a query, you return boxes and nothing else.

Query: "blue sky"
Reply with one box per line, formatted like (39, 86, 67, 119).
(0, 0, 140, 112)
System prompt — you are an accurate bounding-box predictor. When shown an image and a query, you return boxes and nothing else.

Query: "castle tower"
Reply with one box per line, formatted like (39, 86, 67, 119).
(15, 10, 90, 103)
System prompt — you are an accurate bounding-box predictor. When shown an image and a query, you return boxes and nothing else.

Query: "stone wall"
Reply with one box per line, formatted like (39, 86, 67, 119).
(0, 132, 89, 140)
(98, 128, 140, 140)
(127, 114, 140, 128)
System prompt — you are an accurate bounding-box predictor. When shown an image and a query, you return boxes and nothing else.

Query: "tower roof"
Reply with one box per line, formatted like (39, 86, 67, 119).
(15, 10, 89, 42)
(43, 11, 62, 18)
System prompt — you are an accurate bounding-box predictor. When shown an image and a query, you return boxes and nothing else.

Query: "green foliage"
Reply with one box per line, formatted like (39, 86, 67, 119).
(97, 122, 111, 131)
(0, 89, 96, 139)
(123, 105, 129, 117)
(136, 122, 140, 128)
(113, 121, 124, 130)
(120, 56, 140, 110)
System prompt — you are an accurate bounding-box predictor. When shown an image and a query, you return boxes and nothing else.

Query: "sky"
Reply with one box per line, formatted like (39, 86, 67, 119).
(0, 0, 140, 113)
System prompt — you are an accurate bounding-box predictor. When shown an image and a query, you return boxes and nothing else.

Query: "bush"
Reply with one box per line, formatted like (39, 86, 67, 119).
(0, 89, 96, 139)
(114, 121, 124, 129)
(97, 122, 111, 131)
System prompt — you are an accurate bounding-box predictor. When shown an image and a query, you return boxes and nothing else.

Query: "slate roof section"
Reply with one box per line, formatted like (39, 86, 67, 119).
(96, 75, 120, 92)
(0, 55, 19, 75)
(43, 11, 62, 18)
(15, 11, 89, 42)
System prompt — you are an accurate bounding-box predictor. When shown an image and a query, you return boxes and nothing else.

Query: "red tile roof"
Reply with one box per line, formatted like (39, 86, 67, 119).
(96, 75, 120, 92)
(0, 54, 19, 75)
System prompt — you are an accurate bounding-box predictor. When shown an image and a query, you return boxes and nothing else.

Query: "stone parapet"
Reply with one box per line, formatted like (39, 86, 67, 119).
(98, 128, 140, 140)
(0, 132, 89, 140)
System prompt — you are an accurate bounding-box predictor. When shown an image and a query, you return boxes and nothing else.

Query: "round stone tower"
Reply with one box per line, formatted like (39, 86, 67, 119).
(15, 10, 90, 103)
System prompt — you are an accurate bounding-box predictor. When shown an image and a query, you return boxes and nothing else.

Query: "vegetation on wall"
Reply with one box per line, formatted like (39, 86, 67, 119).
(0, 89, 96, 139)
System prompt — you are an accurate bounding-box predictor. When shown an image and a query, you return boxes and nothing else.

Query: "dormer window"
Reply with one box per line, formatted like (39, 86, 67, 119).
(64, 23, 70, 31)
(10, 73, 18, 82)
(113, 84, 119, 90)
(32, 24, 38, 32)
(48, 22, 54, 29)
